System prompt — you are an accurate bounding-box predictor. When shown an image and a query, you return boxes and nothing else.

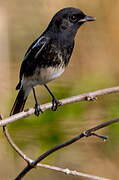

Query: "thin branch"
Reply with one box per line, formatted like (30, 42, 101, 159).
(1, 115, 110, 180)
(2, 86, 119, 179)
(1, 114, 111, 180)
(0, 85, 119, 127)
(0, 114, 33, 164)
(3, 126, 32, 164)
(37, 164, 110, 180)
(0, 113, 112, 180)
(15, 118, 119, 180)
(4, 125, 109, 180)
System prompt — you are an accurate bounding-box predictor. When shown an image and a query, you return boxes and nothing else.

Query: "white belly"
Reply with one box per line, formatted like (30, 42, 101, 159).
(38, 66, 65, 84)
(23, 66, 65, 88)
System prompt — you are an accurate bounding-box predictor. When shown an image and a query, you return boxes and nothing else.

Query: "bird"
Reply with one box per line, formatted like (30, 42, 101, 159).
(10, 7, 96, 116)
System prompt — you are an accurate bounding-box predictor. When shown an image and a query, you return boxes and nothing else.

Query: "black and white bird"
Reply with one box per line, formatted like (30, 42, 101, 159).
(10, 7, 95, 116)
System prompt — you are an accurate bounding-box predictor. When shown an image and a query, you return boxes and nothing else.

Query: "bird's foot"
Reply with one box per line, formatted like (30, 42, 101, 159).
(52, 97, 61, 111)
(34, 103, 43, 116)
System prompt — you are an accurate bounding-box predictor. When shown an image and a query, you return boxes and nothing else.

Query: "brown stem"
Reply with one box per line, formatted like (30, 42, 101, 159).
(0, 114, 110, 180)
(0, 86, 119, 127)
(15, 118, 119, 180)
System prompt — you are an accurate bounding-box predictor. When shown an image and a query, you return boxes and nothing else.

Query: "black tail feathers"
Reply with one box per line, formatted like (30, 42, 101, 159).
(10, 89, 27, 116)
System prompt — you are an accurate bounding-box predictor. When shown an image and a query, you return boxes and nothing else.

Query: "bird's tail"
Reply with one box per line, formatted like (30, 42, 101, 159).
(10, 89, 27, 116)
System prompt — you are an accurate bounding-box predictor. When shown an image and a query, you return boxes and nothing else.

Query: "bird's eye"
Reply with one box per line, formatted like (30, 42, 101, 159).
(70, 15, 78, 22)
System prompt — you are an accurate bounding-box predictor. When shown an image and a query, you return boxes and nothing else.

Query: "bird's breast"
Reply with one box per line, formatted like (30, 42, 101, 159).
(23, 65, 65, 88)
(36, 65, 65, 84)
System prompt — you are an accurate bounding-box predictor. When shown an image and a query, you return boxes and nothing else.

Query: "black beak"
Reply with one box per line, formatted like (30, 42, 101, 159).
(79, 16, 96, 23)
(84, 16, 96, 22)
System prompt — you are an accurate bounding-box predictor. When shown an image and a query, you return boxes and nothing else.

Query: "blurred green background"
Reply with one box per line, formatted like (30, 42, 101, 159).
(0, 0, 119, 180)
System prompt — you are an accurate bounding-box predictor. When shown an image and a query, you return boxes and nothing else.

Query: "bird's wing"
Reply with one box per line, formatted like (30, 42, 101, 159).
(24, 36, 49, 60)
(16, 36, 50, 90)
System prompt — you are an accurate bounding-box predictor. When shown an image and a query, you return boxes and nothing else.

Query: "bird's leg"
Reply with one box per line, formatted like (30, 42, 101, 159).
(44, 84, 61, 111)
(32, 87, 42, 116)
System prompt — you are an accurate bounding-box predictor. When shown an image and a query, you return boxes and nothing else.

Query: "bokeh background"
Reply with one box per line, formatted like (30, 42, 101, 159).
(0, 0, 119, 180)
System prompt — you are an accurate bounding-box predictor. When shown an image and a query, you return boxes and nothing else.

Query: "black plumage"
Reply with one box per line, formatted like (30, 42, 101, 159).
(10, 7, 95, 116)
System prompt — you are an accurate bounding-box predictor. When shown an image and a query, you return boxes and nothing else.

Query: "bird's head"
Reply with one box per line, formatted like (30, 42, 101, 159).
(47, 7, 96, 38)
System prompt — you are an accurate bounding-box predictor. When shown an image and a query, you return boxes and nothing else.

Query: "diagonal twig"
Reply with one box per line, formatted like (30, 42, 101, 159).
(0, 114, 110, 180)
(37, 164, 110, 180)
(2, 86, 119, 180)
(0, 86, 119, 127)
(14, 118, 119, 180)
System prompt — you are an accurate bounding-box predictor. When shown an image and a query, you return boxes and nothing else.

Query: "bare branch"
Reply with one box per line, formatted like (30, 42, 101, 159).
(4, 125, 109, 180)
(0, 114, 32, 164)
(0, 114, 110, 180)
(1, 85, 119, 127)
(37, 164, 110, 180)
(2, 86, 119, 180)
(15, 118, 119, 180)
(3, 126, 32, 164)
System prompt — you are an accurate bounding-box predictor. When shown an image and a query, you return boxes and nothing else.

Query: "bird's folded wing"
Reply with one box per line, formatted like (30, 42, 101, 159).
(16, 36, 50, 90)
(24, 36, 50, 60)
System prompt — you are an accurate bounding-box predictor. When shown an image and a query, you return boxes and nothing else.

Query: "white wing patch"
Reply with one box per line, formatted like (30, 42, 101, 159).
(31, 36, 45, 49)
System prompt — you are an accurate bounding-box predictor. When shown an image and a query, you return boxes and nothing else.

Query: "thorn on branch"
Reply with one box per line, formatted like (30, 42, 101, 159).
(64, 168, 70, 175)
(86, 95, 97, 101)
(91, 133, 108, 141)
(83, 131, 108, 141)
